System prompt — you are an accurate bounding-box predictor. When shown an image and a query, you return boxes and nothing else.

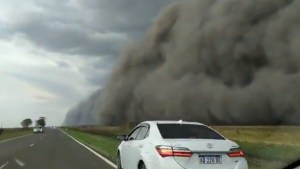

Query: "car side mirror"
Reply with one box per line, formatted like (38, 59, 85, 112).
(128, 137, 134, 141)
(117, 135, 127, 141)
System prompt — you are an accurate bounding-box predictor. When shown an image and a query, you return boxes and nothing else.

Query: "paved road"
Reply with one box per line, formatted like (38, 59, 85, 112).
(0, 129, 115, 169)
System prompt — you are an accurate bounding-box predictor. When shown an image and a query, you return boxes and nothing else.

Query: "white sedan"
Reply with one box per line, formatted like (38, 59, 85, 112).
(33, 127, 43, 133)
(117, 120, 248, 169)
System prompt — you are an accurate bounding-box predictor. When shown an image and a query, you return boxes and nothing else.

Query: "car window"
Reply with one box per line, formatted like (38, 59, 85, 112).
(127, 127, 141, 140)
(136, 126, 149, 140)
(157, 124, 225, 140)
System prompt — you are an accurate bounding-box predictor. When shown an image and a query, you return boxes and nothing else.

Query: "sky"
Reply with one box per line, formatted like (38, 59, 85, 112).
(0, 0, 173, 127)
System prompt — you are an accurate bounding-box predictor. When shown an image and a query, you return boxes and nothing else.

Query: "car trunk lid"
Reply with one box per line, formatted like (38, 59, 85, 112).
(166, 139, 242, 169)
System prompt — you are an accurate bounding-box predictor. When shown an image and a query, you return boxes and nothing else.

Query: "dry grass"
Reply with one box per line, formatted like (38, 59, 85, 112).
(212, 126, 300, 169)
(212, 126, 300, 146)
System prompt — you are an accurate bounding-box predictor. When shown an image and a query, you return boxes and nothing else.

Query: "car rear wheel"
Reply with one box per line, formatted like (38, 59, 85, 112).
(138, 162, 146, 169)
(117, 153, 122, 169)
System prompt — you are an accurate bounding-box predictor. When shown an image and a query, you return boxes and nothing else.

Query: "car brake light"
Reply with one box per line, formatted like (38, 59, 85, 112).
(155, 146, 192, 157)
(227, 148, 244, 157)
(156, 146, 173, 157)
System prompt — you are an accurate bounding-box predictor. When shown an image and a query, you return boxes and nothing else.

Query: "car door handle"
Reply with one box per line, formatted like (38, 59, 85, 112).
(138, 144, 143, 148)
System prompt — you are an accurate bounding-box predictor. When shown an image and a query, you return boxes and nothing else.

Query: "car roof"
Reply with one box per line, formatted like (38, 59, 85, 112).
(141, 120, 205, 126)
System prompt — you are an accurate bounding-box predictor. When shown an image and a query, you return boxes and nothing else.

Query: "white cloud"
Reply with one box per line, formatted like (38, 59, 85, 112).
(0, 35, 107, 127)
(0, 0, 44, 27)
(0, 0, 173, 127)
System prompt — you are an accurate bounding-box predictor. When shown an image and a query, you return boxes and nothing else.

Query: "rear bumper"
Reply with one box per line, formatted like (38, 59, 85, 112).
(145, 157, 248, 169)
(145, 157, 184, 169)
(33, 130, 43, 133)
(235, 158, 248, 169)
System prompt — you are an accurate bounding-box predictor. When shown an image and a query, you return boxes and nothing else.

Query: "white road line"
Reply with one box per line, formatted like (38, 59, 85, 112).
(14, 158, 25, 167)
(30, 143, 35, 147)
(0, 162, 8, 169)
(60, 129, 117, 169)
(0, 134, 32, 143)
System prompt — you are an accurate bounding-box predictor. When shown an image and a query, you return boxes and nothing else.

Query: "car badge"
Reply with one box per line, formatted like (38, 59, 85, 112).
(207, 143, 213, 149)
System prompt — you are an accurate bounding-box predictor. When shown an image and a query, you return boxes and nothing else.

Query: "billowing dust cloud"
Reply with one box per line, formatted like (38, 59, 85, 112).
(64, 90, 102, 126)
(67, 0, 300, 126)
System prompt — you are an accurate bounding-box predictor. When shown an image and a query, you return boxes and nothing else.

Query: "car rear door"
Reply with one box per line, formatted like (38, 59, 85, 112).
(127, 125, 150, 168)
(121, 127, 141, 169)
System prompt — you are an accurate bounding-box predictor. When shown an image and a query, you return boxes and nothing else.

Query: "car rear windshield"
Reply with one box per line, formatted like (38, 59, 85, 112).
(157, 124, 225, 140)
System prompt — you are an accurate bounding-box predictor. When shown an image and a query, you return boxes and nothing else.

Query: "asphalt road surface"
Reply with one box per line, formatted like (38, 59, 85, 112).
(0, 129, 115, 169)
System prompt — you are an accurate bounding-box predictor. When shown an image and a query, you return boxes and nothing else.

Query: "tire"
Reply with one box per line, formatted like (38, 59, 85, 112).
(117, 153, 122, 169)
(139, 162, 146, 169)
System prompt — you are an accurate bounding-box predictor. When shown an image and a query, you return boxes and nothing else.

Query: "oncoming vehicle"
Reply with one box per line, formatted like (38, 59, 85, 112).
(117, 120, 248, 169)
(33, 127, 44, 134)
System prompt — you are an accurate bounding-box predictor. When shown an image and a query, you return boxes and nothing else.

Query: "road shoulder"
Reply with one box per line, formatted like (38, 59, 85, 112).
(60, 129, 117, 169)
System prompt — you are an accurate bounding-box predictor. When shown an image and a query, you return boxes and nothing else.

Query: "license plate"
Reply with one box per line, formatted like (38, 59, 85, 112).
(199, 155, 222, 164)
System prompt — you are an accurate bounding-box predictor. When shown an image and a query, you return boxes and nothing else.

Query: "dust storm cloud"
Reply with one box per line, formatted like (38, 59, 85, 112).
(64, 90, 102, 126)
(67, 0, 300, 126)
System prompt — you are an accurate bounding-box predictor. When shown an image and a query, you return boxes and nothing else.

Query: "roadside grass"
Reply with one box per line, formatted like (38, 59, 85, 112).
(213, 126, 300, 169)
(0, 128, 32, 141)
(67, 126, 130, 138)
(238, 141, 300, 169)
(65, 126, 300, 169)
(212, 126, 300, 146)
(65, 129, 120, 163)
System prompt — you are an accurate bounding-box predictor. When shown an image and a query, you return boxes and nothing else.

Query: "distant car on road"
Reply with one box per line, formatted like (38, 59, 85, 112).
(116, 120, 248, 169)
(33, 127, 44, 134)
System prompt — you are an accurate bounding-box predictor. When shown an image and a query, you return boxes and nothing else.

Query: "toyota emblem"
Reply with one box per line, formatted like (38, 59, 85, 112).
(207, 143, 213, 149)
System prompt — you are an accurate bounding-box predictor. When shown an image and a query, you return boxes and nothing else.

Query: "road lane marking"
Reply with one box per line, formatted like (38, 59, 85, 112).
(60, 129, 117, 169)
(0, 162, 8, 169)
(14, 158, 25, 167)
(0, 134, 32, 144)
(30, 143, 35, 147)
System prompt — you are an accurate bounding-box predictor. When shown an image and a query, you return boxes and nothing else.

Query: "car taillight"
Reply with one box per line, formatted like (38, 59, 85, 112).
(156, 146, 173, 157)
(227, 148, 245, 157)
(155, 146, 192, 157)
(173, 147, 193, 157)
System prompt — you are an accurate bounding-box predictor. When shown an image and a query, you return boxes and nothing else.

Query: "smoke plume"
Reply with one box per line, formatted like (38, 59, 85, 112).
(96, 0, 300, 125)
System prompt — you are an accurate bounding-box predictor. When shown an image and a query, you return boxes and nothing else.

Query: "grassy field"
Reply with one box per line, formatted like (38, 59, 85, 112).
(213, 126, 300, 146)
(65, 126, 300, 169)
(0, 128, 32, 142)
(212, 126, 300, 169)
(65, 130, 120, 163)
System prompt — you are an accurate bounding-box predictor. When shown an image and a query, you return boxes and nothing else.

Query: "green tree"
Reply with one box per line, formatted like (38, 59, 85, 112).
(21, 119, 32, 128)
(36, 117, 46, 127)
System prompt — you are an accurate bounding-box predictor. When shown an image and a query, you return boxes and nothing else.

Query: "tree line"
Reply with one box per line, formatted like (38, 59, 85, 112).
(0, 117, 46, 135)
(20, 117, 46, 128)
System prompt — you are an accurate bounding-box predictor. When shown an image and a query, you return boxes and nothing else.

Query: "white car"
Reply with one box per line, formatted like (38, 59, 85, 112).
(117, 121, 248, 169)
(33, 127, 43, 133)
